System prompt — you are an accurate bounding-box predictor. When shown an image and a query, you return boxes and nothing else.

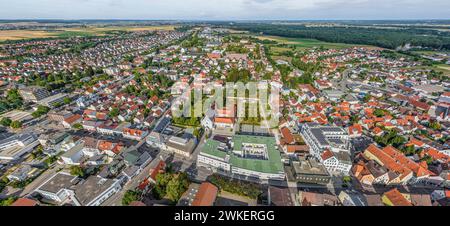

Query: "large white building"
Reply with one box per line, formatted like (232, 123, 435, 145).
(34, 172, 121, 206)
(197, 135, 285, 181)
(299, 123, 349, 158)
(299, 123, 352, 175)
(0, 133, 39, 161)
(320, 150, 352, 176)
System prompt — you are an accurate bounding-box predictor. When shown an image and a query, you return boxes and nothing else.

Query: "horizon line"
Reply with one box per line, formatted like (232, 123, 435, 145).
(1, 18, 450, 22)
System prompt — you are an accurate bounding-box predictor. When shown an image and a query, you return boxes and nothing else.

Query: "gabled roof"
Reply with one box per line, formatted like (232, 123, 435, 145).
(321, 150, 334, 161)
(192, 182, 218, 206)
(280, 127, 294, 144)
(383, 188, 412, 206)
(11, 198, 38, 206)
(214, 117, 235, 124)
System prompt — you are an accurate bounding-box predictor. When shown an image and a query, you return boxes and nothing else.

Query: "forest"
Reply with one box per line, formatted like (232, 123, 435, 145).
(223, 23, 450, 50)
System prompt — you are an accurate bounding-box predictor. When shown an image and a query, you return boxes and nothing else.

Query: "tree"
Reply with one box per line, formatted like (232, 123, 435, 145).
(69, 166, 85, 177)
(350, 115, 360, 124)
(108, 108, 120, 118)
(401, 145, 417, 156)
(0, 117, 12, 127)
(193, 128, 202, 139)
(0, 197, 17, 206)
(30, 145, 44, 159)
(375, 130, 406, 148)
(429, 121, 441, 130)
(373, 109, 386, 117)
(166, 173, 189, 203)
(32, 105, 50, 118)
(122, 190, 141, 206)
(72, 123, 83, 130)
(10, 120, 22, 129)
(343, 176, 352, 183)
(63, 97, 71, 105)
(226, 68, 251, 83)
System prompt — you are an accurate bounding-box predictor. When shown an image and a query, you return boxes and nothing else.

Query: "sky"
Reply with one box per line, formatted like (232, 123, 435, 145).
(0, 0, 449, 20)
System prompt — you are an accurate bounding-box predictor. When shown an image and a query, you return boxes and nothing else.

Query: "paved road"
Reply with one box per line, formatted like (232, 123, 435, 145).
(101, 148, 169, 206)
(19, 163, 63, 197)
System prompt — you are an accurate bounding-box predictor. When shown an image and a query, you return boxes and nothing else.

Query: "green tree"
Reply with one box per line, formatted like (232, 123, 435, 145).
(193, 128, 202, 139)
(32, 105, 50, 118)
(72, 123, 83, 130)
(0, 117, 12, 127)
(69, 166, 85, 177)
(429, 122, 441, 130)
(166, 173, 190, 203)
(373, 109, 386, 117)
(122, 190, 142, 206)
(0, 197, 17, 206)
(63, 97, 71, 105)
(108, 108, 120, 118)
(343, 176, 352, 183)
(10, 120, 22, 129)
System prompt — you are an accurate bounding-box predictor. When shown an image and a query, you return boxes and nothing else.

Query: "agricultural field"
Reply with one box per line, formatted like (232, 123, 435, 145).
(0, 25, 178, 42)
(410, 64, 450, 76)
(61, 25, 177, 34)
(435, 64, 450, 75)
(255, 35, 374, 50)
(0, 30, 57, 41)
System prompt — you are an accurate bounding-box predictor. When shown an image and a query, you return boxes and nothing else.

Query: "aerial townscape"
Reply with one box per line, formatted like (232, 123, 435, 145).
(0, 18, 449, 208)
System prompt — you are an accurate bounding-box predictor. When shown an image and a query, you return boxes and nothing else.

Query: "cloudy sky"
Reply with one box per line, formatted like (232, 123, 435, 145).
(0, 0, 449, 20)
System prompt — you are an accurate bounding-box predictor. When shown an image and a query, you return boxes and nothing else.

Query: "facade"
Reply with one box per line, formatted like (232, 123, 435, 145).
(289, 157, 331, 185)
(34, 172, 121, 206)
(321, 150, 352, 175)
(71, 176, 122, 206)
(299, 123, 350, 159)
(34, 172, 79, 203)
(0, 133, 39, 161)
(122, 128, 148, 141)
(166, 135, 197, 157)
(363, 144, 432, 185)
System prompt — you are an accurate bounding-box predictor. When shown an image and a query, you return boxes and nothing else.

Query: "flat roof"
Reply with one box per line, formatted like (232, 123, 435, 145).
(37, 93, 67, 104)
(37, 172, 77, 194)
(0, 110, 32, 122)
(201, 139, 227, 159)
(230, 135, 283, 174)
(292, 158, 329, 176)
(73, 176, 117, 206)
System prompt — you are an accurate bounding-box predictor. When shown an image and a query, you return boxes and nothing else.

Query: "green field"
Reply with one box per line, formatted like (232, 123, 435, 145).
(436, 64, 450, 75)
(255, 35, 375, 50)
(409, 64, 450, 76)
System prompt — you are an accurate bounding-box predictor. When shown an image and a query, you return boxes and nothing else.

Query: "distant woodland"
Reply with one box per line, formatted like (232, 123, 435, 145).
(223, 23, 450, 50)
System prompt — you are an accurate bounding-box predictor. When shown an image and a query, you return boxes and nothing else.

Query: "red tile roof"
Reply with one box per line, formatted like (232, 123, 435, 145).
(286, 145, 309, 153)
(11, 198, 38, 206)
(321, 150, 334, 161)
(365, 144, 433, 179)
(64, 114, 82, 124)
(150, 160, 166, 182)
(214, 117, 235, 124)
(192, 182, 218, 206)
(383, 188, 412, 206)
(280, 127, 294, 144)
